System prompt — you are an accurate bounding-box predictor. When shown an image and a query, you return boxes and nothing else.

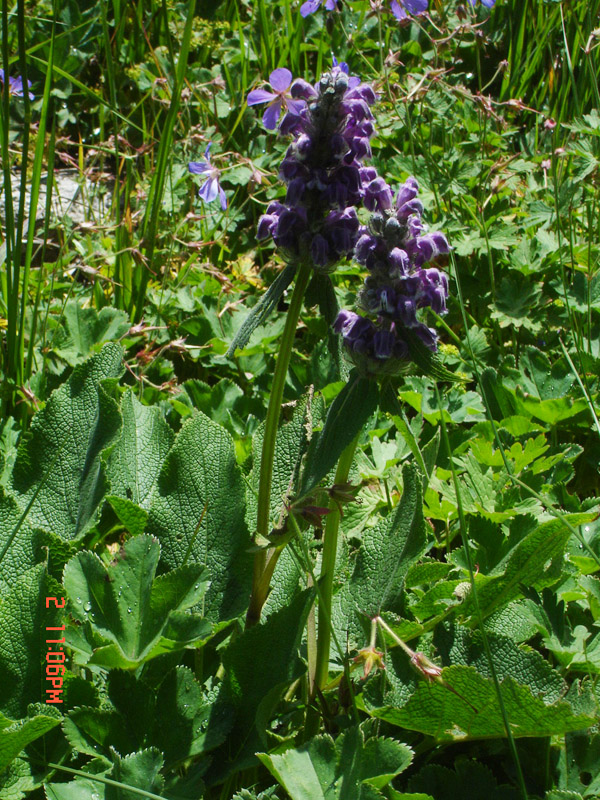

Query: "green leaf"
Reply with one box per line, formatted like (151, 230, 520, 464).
(300, 374, 379, 497)
(106, 391, 174, 510)
(152, 666, 231, 767)
(220, 588, 314, 766)
(468, 514, 594, 621)
(258, 726, 413, 799)
(408, 760, 520, 800)
(10, 344, 124, 539)
(0, 707, 62, 773)
(370, 665, 595, 741)
(335, 463, 427, 645)
(147, 411, 252, 623)
(63, 534, 209, 669)
(0, 565, 59, 717)
(54, 303, 130, 366)
(0, 488, 38, 592)
(226, 264, 297, 357)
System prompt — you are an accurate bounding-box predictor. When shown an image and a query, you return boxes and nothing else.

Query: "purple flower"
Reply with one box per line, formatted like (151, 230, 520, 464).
(188, 143, 227, 211)
(0, 68, 34, 100)
(300, 0, 339, 17)
(467, 0, 495, 6)
(247, 68, 306, 131)
(390, 0, 428, 20)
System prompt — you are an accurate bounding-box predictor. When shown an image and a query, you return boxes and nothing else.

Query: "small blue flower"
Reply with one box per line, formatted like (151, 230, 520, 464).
(0, 68, 34, 100)
(300, 0, 339, 17)
(188, 143, 227, 211)
(390, 0, 428, 20)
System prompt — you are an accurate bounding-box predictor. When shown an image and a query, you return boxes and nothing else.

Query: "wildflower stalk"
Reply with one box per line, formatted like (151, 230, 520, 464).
(313, 436, 359, 692)
(245, 261, 312, 628)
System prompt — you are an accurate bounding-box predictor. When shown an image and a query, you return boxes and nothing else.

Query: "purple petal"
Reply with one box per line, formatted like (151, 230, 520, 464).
(390, 1, 407, 19)
(481, 0, 495, 6)
(400, 0, 428, 13)
(269, 68, 293, 93)
(218, 185, 228, 211)
(300, 0, 320, 16)
(188, 161, 210, 174)
(324, 0, 338, 9)
(262, 99, 282, 130)
(199, 177, 219, 204)
(203, 142, 212, 160)
(286, 98, 306, 115)
(247, 88, 277, 106)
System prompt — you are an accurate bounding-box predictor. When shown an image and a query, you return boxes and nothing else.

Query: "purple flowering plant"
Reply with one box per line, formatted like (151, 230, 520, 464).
(188, 143, 227, 211)
(0, 68, 34, 100)
(334, 175, 451, 376)
(247, 68, 306, 130)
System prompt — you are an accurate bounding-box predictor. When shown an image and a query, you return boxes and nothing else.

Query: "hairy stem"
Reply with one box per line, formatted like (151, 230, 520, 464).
(245, 261, 311, 628)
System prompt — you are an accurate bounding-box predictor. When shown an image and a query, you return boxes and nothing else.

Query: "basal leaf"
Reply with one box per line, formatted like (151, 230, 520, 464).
(0, 488, 38, 592)
(11, 344, 124, 539)
(63, 534, 209, 669)
(147, 411, 252, 623)
(54, 303, 130, 366)
(106, 391, 174, 510)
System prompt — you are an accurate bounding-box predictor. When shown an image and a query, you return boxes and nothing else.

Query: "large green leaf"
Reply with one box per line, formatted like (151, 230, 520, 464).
(0, 706, 62, 773)
(0, 564, 59, 717)
(63, 534, 210, 669)
(106, 391, 174, 510)
(334, 463, 427, 645)
(258, 726, 413, 799)
(10, 344, 124, 539)
(407, 760, 519, 800)
(147, 411, 252, 623)
(370, 665, 596, 741)
(0, 489, 38, 592)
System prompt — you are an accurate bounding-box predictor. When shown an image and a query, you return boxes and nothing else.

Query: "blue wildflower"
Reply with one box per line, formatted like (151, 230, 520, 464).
(247, 68, 306, 131)
(390, 0, 428, 20)
(188, 143, 227, 211)
(300, 0, 340, 17)
(467, 0, 495, 6)
(256, 63, 378, 273)
(0, 68, 34, 100)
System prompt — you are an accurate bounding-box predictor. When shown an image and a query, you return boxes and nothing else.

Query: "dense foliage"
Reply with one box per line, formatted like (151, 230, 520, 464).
(1, 0, 600, 798)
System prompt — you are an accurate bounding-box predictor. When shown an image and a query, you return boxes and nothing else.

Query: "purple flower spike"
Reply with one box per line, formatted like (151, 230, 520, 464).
(390, 0, 428, 20)
(247, 68, 306, 131)
(188, 143, 227, 211)
(0, 68, 34, 100)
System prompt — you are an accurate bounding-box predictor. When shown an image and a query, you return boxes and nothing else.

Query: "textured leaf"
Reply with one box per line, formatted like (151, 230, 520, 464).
(335, 463, 427, 645)
(226, 263, 296, 357)
(0, 488, 38, 592)
(301, 374, 379, 496)
(11, 344, 124, 539)
(258, 726, 412, 800)
(370, 665, 595, 741)
(468, 514, 594, 621)
(147, 411, 252, 623)
(0, 707, 62, 772)
(248, 392, 320, 534)
(0, 564, 59, 717)
(106, 391, 174, 510)
(63, 534, 210, 668)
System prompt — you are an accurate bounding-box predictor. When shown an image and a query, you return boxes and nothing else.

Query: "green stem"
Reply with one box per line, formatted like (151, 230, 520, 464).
(245, 261, 312, 628)
(313, 436, 359, 692)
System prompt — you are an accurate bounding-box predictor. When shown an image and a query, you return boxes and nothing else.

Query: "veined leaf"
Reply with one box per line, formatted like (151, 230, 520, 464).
(63, 534, 210, 669)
